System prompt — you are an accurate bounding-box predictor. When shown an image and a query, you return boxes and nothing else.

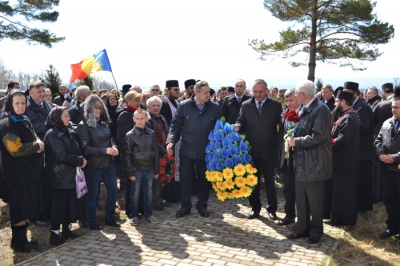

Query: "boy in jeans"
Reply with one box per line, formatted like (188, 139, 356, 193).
(124, 109, 159, 225)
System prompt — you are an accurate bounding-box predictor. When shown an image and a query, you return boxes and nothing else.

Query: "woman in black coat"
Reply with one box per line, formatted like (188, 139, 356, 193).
(76, 95, 120, 230)
(0, 91, 44, 252)
(44, 107, 87, 246)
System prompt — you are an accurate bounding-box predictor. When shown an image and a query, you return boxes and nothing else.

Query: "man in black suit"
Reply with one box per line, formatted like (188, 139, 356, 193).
(221, 79, 251, 125)
(235, 79, 282, 221)
(343, 81, 374, 213)
(321, 84, 335, 111)
(287, 80, 332, 244)
(160, 80, 180, 126)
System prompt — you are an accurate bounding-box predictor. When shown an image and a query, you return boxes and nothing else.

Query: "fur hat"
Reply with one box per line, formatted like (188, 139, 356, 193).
(84, 94, 110, 128)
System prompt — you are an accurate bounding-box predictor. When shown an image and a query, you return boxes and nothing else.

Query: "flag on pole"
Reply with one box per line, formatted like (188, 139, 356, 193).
(70, 49, 112, 82)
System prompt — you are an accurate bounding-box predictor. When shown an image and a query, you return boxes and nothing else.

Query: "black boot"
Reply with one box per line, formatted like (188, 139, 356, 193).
(11, 224, 40, 252)
(49, 231, 65, 246)
(61, 224, 79, 240)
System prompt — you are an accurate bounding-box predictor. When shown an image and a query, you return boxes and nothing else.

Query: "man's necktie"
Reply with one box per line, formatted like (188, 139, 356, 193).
(237, 97, 241, 104)
(395, 119, 400, 132)
(257, 101, 262, 115)
(197, 103, 203, 111)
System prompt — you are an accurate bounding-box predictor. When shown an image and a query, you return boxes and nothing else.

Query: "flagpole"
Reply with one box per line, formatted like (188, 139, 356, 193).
(111, 72, 118, 90)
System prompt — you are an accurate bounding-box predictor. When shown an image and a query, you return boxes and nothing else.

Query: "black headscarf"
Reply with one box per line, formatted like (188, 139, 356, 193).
(2, 90, 28, 123)
(45, 106, 69, 134)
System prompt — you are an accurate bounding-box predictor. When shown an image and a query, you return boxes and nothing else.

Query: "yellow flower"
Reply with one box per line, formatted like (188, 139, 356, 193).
(240, 186, 252, 197)
(233, 189, 242, 198)
(216, 182, 225, 191)
(245, 164, 257, 174)
(226, 192, 234, 199)
(233, 164, 246, 176)
(216, 191, 226, 201)
(205, 170, 212, 182)
(224, 179, 235, 190)
(215, 171, 224, 182)
(222, 168, 234, 180)
(246, 174, 258, 186)
(212, 183, 219, 191)
(235, 176, 246, 188)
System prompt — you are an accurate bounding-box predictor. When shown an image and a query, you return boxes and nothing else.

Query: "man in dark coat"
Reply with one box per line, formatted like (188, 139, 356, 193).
(328, 90, 359, 226)
(374, 90, 400, 241)
(161, 80, 181, 126)
(178, 79, 196, 102)
(321, 84, 335, 111)
(68, 85, 91, 125)
(221, 79, 251, 125)
(287, 80, 332, 244)
(52, 85, 68, 106)
(236, 79, 282, 221)
(167, 81, 222, 218)
(278, 88, 303, 226)
(344, 81, 374, 213)
(365, 86, 381, 111)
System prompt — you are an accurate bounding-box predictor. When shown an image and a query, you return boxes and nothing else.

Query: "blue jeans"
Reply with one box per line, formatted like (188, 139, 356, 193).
(130, 169, 154, 218)
(84, 165, 118, 226)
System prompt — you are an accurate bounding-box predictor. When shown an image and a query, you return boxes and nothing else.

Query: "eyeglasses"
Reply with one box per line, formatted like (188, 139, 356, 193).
(151, 89, 159, 92)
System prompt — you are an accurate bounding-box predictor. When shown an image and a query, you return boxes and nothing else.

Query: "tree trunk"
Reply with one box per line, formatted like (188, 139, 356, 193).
(307, 0, 318, 82)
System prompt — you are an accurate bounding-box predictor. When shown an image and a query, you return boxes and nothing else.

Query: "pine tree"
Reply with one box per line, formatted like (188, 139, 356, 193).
(249, 0, 394, 82)
(43, 65, 62, 96)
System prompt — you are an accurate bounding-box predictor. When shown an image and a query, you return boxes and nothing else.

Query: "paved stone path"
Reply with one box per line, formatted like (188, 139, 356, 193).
(17, 189, 343, 266)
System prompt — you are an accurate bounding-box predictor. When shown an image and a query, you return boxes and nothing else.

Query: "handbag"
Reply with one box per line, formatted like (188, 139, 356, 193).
(75, 167, 88, 199)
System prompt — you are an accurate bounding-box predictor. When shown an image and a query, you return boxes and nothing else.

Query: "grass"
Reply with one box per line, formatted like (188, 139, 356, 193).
(1, 185, 399, 265)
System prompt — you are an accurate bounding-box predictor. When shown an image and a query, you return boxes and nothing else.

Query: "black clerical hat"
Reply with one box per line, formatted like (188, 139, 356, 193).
(343, 81, 359, 92)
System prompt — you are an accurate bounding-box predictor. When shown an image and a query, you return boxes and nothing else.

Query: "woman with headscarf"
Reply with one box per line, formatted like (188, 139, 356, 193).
(0, 90, 44, 252)
(43, 107, 87, 246)
(76, 95, 119, 230)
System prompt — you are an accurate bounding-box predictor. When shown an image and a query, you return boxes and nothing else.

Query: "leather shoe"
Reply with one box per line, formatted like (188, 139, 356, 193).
(89, 224, 103, 230)
(379, 229, 397, 239)
(199, 209, 209, 218)
(277, 216, 295, 226)
(268, 212, 278, 221)
(247, 211, 260, 219)
(287, 232, 309, 239)
(307, 236, 321, 244)
(176, 208, 191, 218)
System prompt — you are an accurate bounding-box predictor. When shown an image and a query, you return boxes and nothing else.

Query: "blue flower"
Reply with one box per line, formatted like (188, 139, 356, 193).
(239, 140, 248, 152)
(224, 158, 234, 168)
(234, 155, 244, 165)
(207, 161, 216, 171)
(230, 145, 239, 156)
(222, 136, 232, 148)
(215, 119, 223, 130)
(208, 131, 214, 141)
(214, 131, 224, 141)
(213, 152, 221, 161)
(215, 161, 223, 171)
(206, 153, 212, 163)
(214, 141, 221, 150)
(223, 123, 233, 134)
(230, 132, 240, 142)
(221, 147, 229, 158)
(206, 143, 212, 153)
(244, 153, 253, 163)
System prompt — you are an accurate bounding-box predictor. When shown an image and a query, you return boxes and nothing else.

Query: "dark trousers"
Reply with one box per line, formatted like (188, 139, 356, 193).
(371, 156, 382, 203)
(179, 156, 209, 211)
(282, 162, 296, 218)
(249, 157, 277, 214)
(294, 180, 325, 238)
(382, 169, 400, 231)
(357, 160, 373, 212)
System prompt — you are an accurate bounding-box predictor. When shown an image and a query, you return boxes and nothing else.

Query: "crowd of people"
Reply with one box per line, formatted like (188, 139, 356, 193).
(0, 77, 399, 252)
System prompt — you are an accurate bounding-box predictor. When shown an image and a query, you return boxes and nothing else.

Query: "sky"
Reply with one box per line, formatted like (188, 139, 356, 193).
(0, 0, 399, 91)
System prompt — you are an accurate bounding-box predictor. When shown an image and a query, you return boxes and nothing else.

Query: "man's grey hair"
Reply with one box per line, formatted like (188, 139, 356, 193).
(146, 95, 162, 106)
(296, 80, 315, 97)
(367, 86, 379, 96)
(76, 85, 90, 99)
(284, 88, 296, 98)
(194, 81, 209, 93)
(322, 84, 333, 92)
(254, 79, 268, 88)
